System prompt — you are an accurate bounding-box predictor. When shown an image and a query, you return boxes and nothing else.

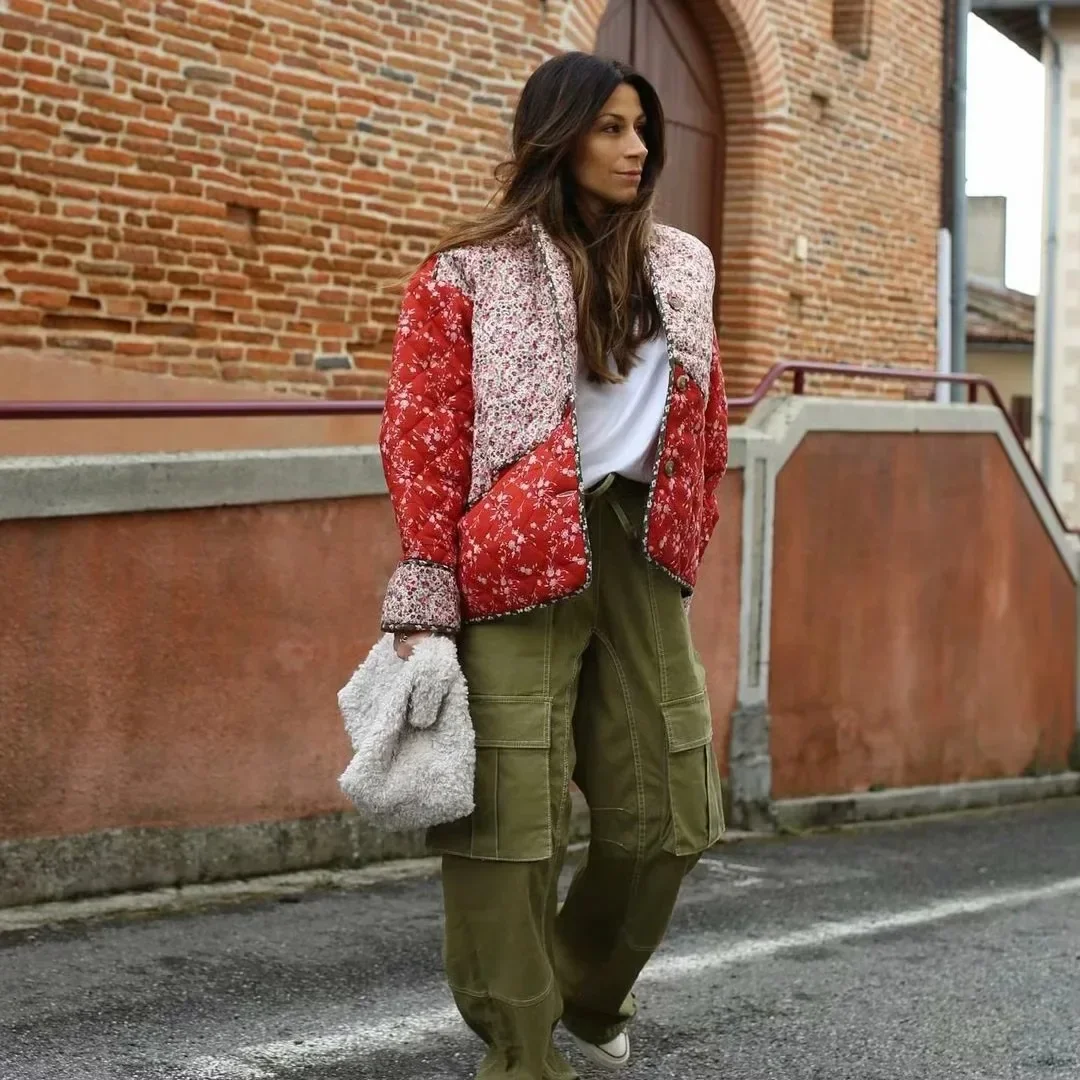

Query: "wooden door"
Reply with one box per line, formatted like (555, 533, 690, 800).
(595, 0, 724, 257)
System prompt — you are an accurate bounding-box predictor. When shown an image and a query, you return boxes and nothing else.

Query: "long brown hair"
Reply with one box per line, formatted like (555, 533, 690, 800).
(432, 52, 667, 382)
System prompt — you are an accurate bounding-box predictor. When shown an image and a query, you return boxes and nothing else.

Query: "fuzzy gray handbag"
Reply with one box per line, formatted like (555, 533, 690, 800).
(337, 633, 475, 832)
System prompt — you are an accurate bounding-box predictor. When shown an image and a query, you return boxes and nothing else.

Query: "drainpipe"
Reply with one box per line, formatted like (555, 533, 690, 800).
(936, 0, 954, 405)
(950, 0, 970, 401)
(1038, 2, 1062, 483)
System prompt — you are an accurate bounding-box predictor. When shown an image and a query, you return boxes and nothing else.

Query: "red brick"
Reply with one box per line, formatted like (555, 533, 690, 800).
(115, 341, 156, 357)
(118, 173, 171, 194)
(20, 155, 115, 186)
(23, 76, 79, 100)
(167, 94, 211, 116)
(0, 308, 43, 324)
(0, 331, 44, 347)
(20, 289, 72, 311)
(215, 291, 254, 310)
(76, 110, 124, 134)
(154, 195, 226, 217)
(135, 320, 196, 337)
(40, 312, 130, 332)
(104, 297, 144, 316)
(5, 269, 80, 290)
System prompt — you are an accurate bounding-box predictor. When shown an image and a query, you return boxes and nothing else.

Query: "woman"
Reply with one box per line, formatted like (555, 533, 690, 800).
(379, 51, 728, 1080)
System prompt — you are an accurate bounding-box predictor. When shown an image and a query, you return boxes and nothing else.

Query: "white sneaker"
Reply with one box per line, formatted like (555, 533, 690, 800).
(567, 1030, 631, 1071)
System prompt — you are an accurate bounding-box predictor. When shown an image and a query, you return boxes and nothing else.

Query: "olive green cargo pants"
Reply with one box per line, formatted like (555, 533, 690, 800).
(429, 475, 724, 1080)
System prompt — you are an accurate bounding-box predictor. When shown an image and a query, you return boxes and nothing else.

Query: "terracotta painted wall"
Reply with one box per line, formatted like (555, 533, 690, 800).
(0, 471, 743, 843)
(769, 432, 1078, 798)
(693, 470, 742, 775)
(0, 495, 395, 841)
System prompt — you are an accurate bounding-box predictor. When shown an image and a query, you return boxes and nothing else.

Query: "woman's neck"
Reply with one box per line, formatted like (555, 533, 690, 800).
(575, 192, 607, 235)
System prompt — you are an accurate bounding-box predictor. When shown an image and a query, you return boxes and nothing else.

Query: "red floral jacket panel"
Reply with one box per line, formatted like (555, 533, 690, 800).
(645, 338, 728, 587)
(458, 412, 588, 621)
(380, 220, 727, 634)
(379, 258, 473, 633)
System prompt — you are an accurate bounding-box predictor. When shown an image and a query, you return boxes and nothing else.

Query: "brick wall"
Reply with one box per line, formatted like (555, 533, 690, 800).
(0, 0, 942, 401)
(768, 0, 943, 395)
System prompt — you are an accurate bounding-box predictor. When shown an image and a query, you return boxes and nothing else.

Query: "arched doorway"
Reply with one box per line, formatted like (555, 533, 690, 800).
(595, 0, 724, 259)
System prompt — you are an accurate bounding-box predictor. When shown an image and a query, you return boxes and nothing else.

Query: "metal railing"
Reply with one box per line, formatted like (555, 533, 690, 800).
(725, 360, 996, 410)
(0, 399, 384, 420)
(0, 360, 1069, 534)
(0, 361, 1005, 421)
(725, 361, 1070, 534)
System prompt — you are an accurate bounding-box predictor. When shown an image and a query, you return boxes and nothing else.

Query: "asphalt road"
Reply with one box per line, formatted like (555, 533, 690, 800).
(2, 799, 1079, 1080)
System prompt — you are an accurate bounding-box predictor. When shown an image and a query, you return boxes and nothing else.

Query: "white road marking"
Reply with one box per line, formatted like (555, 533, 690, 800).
(645, 874, 1080, 978)
(697, 859, 767, 888)
(182, 874, 1080, 1078)
(706, 860, 767, 874)
(186, 1003, 461, 1079)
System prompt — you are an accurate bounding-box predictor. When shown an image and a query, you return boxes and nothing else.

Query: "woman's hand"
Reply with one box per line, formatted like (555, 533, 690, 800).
(394, 631, 433, 660)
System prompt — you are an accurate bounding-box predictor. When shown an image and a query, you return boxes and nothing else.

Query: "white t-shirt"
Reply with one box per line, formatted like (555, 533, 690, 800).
(575, 332, 669, 490)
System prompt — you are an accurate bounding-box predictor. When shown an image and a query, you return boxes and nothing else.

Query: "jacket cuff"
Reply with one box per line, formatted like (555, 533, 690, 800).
(381, 560, 461, 634)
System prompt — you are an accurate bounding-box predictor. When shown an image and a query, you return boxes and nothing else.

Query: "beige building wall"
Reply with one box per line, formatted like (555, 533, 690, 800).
(967, 347, 1033, 407)
(966, 345, 1034, 451)
(1035, 10, 1080, 524)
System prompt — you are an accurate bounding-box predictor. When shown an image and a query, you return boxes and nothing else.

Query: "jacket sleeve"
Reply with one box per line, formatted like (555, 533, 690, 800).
(698, 332, 729, 563)
(379, 256, 474, 634)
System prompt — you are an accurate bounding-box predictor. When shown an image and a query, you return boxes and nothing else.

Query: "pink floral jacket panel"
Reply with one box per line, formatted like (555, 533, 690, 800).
(379, 219, 728, 634)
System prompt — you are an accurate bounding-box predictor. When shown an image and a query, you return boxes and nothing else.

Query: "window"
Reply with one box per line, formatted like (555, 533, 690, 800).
(832, 0, 873, 59)
(1010, 395, 1033, 441)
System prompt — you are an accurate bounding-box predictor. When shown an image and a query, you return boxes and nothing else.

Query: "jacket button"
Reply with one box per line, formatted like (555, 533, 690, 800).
(663, 458, 677, 478)
(676, 373, 689, 392)
(668, 292, 684, 311)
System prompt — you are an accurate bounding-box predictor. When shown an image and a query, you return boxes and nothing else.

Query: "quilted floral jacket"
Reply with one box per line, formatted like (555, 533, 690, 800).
(379, 218, 729, 634)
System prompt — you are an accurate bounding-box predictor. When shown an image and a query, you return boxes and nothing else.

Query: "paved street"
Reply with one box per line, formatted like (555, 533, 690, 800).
(2, 799, 1079, 1080)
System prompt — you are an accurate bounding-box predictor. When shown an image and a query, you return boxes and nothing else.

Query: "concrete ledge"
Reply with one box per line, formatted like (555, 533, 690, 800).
(0, 794, 594, 909)
(6, 776, 1074, 909)
(772, 773, 1080, 832)
(0, 446, 387, 521)
(0, 812, 421, 908)
(1, 437, 752, 522)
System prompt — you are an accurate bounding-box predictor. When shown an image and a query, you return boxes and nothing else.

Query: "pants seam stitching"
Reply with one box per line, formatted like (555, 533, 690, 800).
(644, 568, 681, 854)
(448, 977, 557, 1007)
(593, 628, 648, 882)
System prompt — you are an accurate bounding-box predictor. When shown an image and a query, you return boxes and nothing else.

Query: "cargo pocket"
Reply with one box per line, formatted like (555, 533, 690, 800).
(428, 695, 553, 861)
(661, 691, 725, 855)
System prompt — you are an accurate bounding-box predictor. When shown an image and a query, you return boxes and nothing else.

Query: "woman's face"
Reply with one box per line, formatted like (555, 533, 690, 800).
(571, 82, 648, 211)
